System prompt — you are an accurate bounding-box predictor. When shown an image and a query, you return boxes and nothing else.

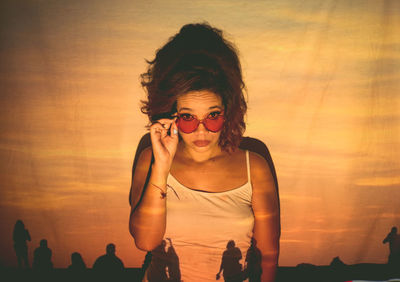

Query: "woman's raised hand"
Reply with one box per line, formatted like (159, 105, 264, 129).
(150, 118, 179, 175)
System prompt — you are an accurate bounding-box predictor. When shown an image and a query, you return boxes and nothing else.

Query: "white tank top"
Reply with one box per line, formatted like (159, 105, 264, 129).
(145, 150, 254, 282)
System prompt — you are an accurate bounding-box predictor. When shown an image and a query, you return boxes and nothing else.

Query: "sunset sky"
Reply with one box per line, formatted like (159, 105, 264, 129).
(1, 0, 399, 268)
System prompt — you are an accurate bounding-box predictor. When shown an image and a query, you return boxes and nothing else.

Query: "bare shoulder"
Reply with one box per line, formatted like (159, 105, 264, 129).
(137, 146, 153, 167)
(133, 146, 153, 181)
(249, 151, 272, 178)
(130, 146, 153, 206)
(248, 151, 279, 217)
(248, 151, 275, 192)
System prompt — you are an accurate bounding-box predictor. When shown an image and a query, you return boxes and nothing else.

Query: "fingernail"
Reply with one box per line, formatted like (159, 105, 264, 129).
(173, 129, 178, 135)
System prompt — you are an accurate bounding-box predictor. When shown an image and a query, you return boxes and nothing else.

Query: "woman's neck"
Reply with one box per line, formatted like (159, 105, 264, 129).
(178, 142, 224, 163)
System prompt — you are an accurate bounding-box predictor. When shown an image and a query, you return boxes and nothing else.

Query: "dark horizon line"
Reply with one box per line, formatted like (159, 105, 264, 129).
(1, 262, 390, 270)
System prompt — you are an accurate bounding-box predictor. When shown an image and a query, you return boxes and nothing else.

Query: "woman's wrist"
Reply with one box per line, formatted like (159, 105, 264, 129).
(151, 162, 170, 179)
(150, 183, 167, 199)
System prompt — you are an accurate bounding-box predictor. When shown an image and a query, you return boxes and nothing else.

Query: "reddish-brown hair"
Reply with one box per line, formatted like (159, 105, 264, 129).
(141, 23, 247, 151)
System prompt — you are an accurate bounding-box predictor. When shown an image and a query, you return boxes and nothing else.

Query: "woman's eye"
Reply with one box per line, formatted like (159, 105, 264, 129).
(180, 113, 194, 121)
(208, 111, 221, 119)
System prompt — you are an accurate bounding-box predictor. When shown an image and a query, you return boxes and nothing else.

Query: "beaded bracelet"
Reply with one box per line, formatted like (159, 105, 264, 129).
(151, 183, 167, 199)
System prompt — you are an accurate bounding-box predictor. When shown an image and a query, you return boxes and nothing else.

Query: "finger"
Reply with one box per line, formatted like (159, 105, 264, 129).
(157, 117, 175, 123)
(156, 118, 174, 130)
(150, 123, 167, 140)
(150, 123, 166, 133)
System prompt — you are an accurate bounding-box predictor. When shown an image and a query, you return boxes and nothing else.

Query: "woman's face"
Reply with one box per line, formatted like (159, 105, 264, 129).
(176, 90, 224, 153)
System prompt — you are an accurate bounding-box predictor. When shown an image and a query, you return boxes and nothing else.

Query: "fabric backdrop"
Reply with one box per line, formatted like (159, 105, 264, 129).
(1, 0, 399, 268)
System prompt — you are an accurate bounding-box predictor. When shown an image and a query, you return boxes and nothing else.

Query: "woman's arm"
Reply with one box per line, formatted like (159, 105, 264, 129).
(250, 152, 280, 282)
(216, 253, 225, 279)
(129, 119, 179, 251)
(383, 233, 390, 244)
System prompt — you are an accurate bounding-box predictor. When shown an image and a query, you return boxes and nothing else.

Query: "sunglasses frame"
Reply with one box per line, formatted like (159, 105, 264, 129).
(175, 110, 225, 134)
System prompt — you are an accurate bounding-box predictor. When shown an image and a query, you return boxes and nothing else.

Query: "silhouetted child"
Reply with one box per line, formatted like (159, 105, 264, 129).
(383, 226, 400, 267)
(13, 220, 31, 269)
(68, 252, 86, 271)
(33, 239, 53, 271)
(93, 243, 124, 273)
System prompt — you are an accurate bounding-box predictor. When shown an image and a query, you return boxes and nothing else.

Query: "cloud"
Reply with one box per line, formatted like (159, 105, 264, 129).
(280, 239, 305, 244)
(307, 228, 361, 234)
(378, 213, 400, 219)
(280, 194, 322, 203)
(357, 57, 400, 77)
(354, 176, 400, 188)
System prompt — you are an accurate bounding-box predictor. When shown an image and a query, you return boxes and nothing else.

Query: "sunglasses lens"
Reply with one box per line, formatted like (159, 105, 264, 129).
(177, 118, 199, 133)
(204, 115, 224, 132)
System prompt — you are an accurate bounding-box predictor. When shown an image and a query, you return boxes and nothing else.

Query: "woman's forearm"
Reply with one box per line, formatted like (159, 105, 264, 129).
(129, 165, 168, 251)
(261, 253, 278, 282)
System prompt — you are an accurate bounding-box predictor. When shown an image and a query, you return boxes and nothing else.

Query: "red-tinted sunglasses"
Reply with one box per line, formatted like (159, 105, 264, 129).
(176, 111, 225, 134)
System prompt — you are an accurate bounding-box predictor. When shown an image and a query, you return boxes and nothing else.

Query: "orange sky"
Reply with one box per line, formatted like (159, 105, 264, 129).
(1, 0, 399, 268)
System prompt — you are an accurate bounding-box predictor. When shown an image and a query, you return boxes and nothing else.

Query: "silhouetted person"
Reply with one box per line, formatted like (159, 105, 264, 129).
(383, 226, 400, 266)
(93, 243, 124, 273)
(147, 240, 168, 281)
(141, 251, 152, 280)
(68, 252, 86, 272)
(166, 238, 181, 281)
(330, 256, 345, 268)
(13, 220, 31, 269)
(216, 240, 243, 282)
(329, 256, 346, 280)
(244, 238, 262, 282)
(33, 239, 53, 271)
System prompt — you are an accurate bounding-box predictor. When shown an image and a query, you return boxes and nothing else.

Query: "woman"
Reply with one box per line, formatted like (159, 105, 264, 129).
(13, 220, 31, 269)
(129, 23, 280, 282)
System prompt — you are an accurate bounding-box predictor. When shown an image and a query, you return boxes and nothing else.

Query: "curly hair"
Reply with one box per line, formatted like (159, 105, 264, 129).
(140, 23, 247, 151)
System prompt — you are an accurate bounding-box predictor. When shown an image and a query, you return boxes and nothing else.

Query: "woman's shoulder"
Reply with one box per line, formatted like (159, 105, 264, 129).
(132, 147, 153, 184)
(248, 150, 269, 171)
(136, 146, 153, 167)
(227, 148, 267, 169)
(247, 150, 274, 189)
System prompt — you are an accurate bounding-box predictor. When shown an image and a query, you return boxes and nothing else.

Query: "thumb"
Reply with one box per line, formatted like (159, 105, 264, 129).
(171, 121, 179, 140)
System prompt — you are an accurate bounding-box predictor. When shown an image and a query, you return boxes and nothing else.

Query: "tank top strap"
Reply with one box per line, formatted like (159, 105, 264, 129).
(246, 150, 251, 183)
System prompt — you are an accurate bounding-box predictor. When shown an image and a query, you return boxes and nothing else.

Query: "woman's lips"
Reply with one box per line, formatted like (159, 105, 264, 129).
(193, 140, 211, 147)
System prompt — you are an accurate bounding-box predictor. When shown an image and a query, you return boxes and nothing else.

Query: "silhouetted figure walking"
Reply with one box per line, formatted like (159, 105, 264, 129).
(68, 252, 86, 272)
(13, 220, 31, 269)
(93, 243, 124, 273)
(33, 239, 53, 271)
(216, 240, 243, 282)
(244, 238, 262, 282)
(166, 238, 181, 281)
(383, 226, 400, 267)
(147, 240, 168, 281)
(141, 251, 152, 280)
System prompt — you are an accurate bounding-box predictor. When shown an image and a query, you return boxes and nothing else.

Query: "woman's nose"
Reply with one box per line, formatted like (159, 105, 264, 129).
(195, 121, 208, 133)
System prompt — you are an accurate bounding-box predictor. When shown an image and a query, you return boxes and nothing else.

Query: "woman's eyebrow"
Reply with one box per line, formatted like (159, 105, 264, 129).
(178, 107, 192, 111)
(178, 105, 222, 111)
(209, 106, 223, 110)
